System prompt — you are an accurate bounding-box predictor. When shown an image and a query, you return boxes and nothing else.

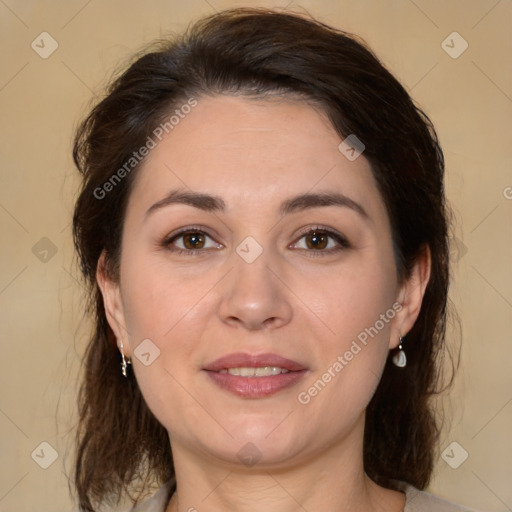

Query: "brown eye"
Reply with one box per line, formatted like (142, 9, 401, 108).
(182, 232, 206, 249)
(305, 231, 329, 250)
(164, 228, 222, 254)
(291, 227, 350, 254)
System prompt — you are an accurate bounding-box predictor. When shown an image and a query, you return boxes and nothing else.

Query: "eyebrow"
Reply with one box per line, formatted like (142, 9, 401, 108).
(145, 189, 369, 220)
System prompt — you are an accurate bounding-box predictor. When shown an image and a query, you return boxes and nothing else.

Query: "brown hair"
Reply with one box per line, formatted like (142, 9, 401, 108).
(72, 8, 455, 511)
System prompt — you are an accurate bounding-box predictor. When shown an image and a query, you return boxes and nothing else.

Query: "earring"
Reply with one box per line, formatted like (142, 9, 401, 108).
(392, 336, 407, 367)
(120, 340, 132, 378)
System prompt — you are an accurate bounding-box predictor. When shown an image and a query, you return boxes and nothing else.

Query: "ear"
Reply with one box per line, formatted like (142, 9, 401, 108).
(389, 244, 431, 349)
(96, 251, 131, 356)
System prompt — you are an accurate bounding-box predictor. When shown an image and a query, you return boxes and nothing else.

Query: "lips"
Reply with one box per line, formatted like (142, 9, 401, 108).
(203, 352, 308, 372)
(203, 352, 308, 398)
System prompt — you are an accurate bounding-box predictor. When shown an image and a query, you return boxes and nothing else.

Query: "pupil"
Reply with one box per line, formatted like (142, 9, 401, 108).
(184, 233, 204, 249)
(307, 231, 327, 250)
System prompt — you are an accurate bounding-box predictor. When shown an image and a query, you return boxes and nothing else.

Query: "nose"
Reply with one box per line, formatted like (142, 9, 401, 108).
(217, 248, 293, 331)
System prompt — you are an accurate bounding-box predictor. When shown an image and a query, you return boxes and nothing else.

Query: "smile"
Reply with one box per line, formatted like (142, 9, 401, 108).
(218, 366, 290, 376)
(203, 352, 308, 398)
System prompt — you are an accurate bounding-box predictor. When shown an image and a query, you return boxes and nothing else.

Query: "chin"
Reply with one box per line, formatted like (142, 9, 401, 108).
(198, 417, 310, 468)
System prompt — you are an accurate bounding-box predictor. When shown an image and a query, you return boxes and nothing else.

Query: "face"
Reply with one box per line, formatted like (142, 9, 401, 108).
(99, 94, 427, 469)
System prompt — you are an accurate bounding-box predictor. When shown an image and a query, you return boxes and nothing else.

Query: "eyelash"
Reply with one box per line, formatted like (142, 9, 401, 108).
(292, 225, 351, 256)
(162, 224, 350, 256)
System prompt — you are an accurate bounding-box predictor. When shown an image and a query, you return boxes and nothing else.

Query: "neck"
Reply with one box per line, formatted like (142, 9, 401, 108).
(165, 419, 405, 512)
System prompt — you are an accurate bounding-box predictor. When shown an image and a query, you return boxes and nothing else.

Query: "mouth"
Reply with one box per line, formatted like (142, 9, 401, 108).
(203, 352, 307, 372)
(203, 352, 308, 398)
(218, 366, 292, 376)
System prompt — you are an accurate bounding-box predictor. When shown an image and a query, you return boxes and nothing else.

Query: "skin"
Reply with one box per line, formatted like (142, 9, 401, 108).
(97, 94, 431, 512)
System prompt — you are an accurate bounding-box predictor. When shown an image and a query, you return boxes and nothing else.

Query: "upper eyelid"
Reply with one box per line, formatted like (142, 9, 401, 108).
(164, 225, 216, 240)
(294, 224, 344, 237)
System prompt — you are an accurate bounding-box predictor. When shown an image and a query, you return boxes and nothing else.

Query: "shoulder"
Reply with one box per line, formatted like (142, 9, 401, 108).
(125, 479, 485, 512)
(395, 481, 484, 512)
(124, 480, 174, 512)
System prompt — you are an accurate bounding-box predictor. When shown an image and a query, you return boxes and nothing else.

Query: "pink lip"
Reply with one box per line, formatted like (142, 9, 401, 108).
(203, 352, 308, 399)
(203, 352, 308, 372)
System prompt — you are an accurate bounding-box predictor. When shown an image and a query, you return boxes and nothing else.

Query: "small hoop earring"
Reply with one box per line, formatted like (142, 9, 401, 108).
(119, 340, 132, 378)
(392, 335, 407, 368)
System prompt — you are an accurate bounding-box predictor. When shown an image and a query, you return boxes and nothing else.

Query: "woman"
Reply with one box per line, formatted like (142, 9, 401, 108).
(72, 8, 478, 512)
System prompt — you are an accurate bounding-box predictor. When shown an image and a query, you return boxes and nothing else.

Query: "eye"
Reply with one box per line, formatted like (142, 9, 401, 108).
(162, 226, 349, 256)
(163, 227, 222, 254)
(291, 227, 350, 253)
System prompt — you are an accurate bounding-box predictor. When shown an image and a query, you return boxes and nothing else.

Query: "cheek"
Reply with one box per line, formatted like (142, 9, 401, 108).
(308, 253, 397, 344)
(118, 259, 214, 434)
(118, 254, 214, 402)
(119, 253, 212, 343)
(295, 257, 397, 415)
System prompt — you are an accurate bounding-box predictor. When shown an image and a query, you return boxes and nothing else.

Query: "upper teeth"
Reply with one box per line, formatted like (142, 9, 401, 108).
(219, 367, 290, 377)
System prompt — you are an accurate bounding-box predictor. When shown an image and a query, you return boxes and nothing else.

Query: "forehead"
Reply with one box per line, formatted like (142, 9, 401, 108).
(127, 94, 386, 220)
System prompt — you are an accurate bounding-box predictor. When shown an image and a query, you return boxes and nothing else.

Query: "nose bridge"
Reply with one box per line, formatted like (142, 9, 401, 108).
(218, 237, 293, 329)
(232, 237, 280, 303)
(234, 239, 274, 288)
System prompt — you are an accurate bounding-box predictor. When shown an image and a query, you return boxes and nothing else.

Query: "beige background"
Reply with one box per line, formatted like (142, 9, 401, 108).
(0, 1, 511, 511)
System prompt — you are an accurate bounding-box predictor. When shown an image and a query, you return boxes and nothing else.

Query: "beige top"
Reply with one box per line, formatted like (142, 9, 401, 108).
(127, 480, 482, 512)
